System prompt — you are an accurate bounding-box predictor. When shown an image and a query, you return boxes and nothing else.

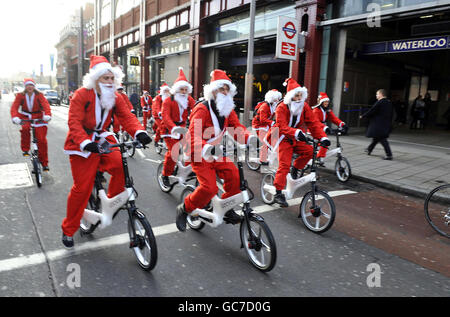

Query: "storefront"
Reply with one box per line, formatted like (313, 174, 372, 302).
(320, 0, 450, 129)
(147, 30, 190, 95)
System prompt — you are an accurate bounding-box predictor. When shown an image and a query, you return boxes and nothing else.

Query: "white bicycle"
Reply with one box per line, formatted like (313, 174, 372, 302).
(80, 139, 158, 271)
(180, 146, 277, 272)
(260, 136, 336, 234)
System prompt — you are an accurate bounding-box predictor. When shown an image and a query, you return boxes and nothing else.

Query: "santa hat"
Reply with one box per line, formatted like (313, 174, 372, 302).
(82, 55, 124, 90)
(265, 89, 282, 104)
(170, 67, 192, 95)
(283, 78, 308, 105)
(24, 78, 36, 87)
(203, 69, 237, 101)
(318, 92, 330, 105)
(159, 83, 170, 95)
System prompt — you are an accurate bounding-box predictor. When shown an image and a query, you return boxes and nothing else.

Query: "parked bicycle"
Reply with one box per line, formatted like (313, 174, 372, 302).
(180, 144, 277, 272)
(260, 135, 336, 234)
(21, 119, 44, 188)
(80, 139, 158, 271)
(425, 183, 450, 238)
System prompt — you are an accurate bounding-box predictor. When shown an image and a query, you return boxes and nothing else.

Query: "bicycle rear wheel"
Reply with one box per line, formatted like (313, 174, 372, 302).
(425, 184, 450, 238)
(128, 211, 158, 271)
(335, 157, 351, 183)
(181, 185, 205, 231)
(245, 148, 261, 171)
(240, 216, 277, 272)
(80, 189, 101, 235)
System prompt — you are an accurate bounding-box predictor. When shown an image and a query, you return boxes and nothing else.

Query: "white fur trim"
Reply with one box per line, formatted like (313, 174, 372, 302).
(339, 122, 345, 127)
(82, 64, 124, 90)
(80, 139, 92, 151)
(24, 81, 35, 87)
(318, 98, 330, 105)
(43, 115, 52, 122)
(203, 80, 237, 101)
(134, 130, 147, 140)
(202, 144, 214, 160)
(170, 80, 192, 95)
(320, 137, 329, 142)
(12, 117, 21, 125)
(284, 86, 308, 105)
(160, 86, 171, 95)
(295, 129, 305, 140)
(265, 90, 282, 104)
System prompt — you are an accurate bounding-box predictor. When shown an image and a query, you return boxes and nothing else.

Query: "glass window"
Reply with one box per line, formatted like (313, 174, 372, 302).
(123, 35, 128, 46)
(101, 0, 111, 27)
(180, 10, 189, 25)
(116, 0, 140, 18)
(160, 20, 167, 33)
(151, 23, 157, 35)
(168, 15, 177, 30)
(334, 0, 437, 18)
(209, 0, 221, 16)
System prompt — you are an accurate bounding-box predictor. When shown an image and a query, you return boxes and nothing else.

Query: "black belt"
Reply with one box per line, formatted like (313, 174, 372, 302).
(174, 121, 184, 126)
(22, 110, 42, 115)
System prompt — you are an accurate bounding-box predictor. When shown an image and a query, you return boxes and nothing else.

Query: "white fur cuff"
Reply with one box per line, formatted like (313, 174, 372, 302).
(80, 139, 92, 151)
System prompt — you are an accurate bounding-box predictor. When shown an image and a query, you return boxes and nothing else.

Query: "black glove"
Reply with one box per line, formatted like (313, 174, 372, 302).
(324, 126, 331, 135)
(136, 132, 152, 145)
(341, 124, 349, 134)
(295, 130, 307, 142)
(84, 142, 99, 153)
(321, 138, 331, 147)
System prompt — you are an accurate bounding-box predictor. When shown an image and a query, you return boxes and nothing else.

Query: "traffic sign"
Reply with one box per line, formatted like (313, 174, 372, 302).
(276, 16, 299, 61)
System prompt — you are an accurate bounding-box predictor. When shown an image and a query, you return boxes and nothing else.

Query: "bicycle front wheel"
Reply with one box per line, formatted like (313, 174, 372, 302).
(335, 157, 351, 183)
(299, 190, 336, 234)
(245, 148, 261, 171)
(240, 216, 277, 272)
(425, 184, 450, 238)
(128, 211, 158, 271)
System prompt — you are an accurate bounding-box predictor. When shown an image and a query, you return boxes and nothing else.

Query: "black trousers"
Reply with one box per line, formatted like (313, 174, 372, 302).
(368, 137, 392, 157)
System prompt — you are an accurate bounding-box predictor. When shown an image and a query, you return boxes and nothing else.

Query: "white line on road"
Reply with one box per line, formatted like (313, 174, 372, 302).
(0, 190, 357, 273)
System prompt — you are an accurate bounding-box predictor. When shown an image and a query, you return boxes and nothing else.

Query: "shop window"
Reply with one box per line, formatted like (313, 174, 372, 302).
(227, 0, 243, 10)
(335, 0, 436, 18)
(209, 0, 221, 15)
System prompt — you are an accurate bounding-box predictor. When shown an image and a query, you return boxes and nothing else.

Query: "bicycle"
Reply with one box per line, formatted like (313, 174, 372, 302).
(302, 127, 351, 182)
(156, 127, 196, 193)
(260, 135, 336, 234)
(425, 183, 450, 238)
(116, 129, 138, 158)
(80, 139, 158, 271)
(21, 119, 44, 188)
(180, 144, 277, 272)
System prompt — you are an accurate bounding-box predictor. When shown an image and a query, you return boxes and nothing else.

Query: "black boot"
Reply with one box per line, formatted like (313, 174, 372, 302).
(274, 190, 288, 208)
(291, 167, 299, 180)
(162, 175, 171, 187)
(224, 209, 243, 225)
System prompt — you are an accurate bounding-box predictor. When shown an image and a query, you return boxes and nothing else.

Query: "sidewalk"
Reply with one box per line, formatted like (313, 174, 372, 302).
(322, 126, 450, 197)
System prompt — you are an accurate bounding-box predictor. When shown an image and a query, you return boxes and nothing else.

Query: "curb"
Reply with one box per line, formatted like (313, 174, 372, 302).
(320, 166, 429, 199)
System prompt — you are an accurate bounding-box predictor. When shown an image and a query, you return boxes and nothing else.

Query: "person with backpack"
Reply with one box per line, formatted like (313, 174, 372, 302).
(10, 78, 52, 171)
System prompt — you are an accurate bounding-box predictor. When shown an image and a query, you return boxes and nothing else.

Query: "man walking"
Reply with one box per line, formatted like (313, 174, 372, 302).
(360, 89, 393, 160)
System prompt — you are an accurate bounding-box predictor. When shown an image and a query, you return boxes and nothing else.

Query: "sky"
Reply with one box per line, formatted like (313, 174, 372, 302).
(0, 0, 92, 78)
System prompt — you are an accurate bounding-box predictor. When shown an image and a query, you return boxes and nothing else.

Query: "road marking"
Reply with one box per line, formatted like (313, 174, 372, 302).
(0, 190, 357, 273)
(0, 163, 33, 189)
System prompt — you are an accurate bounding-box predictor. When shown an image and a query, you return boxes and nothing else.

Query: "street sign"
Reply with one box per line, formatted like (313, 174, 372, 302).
(275, 16, 300, 61)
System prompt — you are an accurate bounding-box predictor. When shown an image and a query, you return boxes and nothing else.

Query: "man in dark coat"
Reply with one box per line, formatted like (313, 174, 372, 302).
(360, 89, 393, 160)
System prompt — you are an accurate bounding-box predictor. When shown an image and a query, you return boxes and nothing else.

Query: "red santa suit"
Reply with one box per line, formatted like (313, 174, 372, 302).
(271, 79, 327, 191)
(251, 89, 282, 163)
(182, 70, 252, 213)
(152, 85, 170, 144)
(141, 92, 152, 129)
(10, 78, 52, 167)
(62, 55, 146, 237)
(312, 92, 345, 158)
(113, 89, 134, 133)
(161, 68, 195, 177)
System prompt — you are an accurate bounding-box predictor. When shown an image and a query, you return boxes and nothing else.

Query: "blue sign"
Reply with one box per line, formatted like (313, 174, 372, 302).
(363, 35, 450, 55)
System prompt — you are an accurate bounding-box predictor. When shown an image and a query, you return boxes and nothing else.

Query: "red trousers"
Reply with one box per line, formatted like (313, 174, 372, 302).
(162, 137, 181, 177)
(153, 120, 161, 144)
(21, 124, 49, 166)
(274, 139, 313, 191)
(317, 146, 328, 158)
(142, 111, 151, 129)
(62, 151, 125, 237)
(184, 158, 241, 213)
(256, 130, 269, 163)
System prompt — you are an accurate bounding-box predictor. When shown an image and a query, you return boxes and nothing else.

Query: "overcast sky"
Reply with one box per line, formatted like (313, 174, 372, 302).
(0, 0, 92, 78)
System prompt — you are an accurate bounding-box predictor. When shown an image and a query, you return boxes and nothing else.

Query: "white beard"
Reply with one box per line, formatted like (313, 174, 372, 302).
(175, 93, 188, 110)
(161, 93, 170, 101)
(98, 83, 116, 111)
(215, 93, 235, 117)
(270, 102, 278, 114)
(289, 100, 304, 116)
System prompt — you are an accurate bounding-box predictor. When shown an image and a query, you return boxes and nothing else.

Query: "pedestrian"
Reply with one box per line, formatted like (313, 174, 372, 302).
(130, 91, 140, 117)
(410, 95, 425, 129)
(160, 67, 196, 187)
(360, 89, 393, 160)
(61, 55, 151, 249)
(10, 78, 52, 170)
(423, 92, 432, 128)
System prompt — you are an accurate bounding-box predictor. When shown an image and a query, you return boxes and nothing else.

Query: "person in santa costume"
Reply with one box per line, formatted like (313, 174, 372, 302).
(175, 69, 256, 232)
(61, 55, 151, 249)
(152, 84, 171, 146)
(160, 67, 196, 187)
(141, 90, 152, 129)
(112, 86, 135, 134)
(270, 78, 330, 207)
(251, 89, 283, 164)
(312, 92, 348, 166)
(11, 78, 52, 170)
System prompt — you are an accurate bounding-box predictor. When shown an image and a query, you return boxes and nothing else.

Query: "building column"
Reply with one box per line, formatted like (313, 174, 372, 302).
(110, 0, 116, 63)
(292, 0, 326, 105)
(189, 0, 205, 100)
(331, 28, 347, 120)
